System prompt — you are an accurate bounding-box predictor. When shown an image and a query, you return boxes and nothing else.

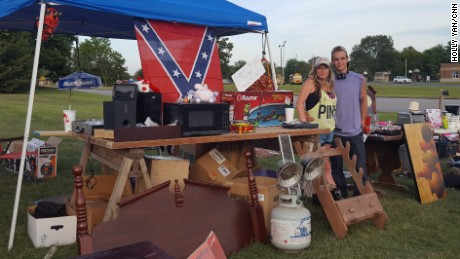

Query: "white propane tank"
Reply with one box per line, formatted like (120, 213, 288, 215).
(270, 194, 311, 252)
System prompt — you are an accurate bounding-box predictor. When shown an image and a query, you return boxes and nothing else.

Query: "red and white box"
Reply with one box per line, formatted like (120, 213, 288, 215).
(221, 91, 262, 123)
(26, 136, 62, 179)
(221, 91, 294, 127)
(259, 91, 293, 127)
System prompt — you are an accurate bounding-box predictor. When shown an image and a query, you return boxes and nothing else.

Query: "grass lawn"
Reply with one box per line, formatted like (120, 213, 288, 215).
(226, 82, 460, 99)
(1, 86, 460, 258)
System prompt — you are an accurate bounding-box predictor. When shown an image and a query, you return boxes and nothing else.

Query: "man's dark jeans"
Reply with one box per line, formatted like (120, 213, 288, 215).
(330, 133, 368, 198)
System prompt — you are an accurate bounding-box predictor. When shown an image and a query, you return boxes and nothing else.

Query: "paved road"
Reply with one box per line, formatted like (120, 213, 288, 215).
(376, 97, 458, 112)
(76, 89, 458, 113)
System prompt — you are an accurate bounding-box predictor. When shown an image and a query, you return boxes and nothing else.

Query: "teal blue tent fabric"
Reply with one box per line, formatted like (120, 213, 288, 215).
(0, 0, 268, 39)
(58, 71, 102, 89)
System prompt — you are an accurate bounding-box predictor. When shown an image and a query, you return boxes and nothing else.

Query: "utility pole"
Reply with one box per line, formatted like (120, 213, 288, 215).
(279, 41, 286, 85)
(404, 58, 407, 78)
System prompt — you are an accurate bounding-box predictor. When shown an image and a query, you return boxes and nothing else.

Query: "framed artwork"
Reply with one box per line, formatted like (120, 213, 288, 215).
(403, 123, 447, 204)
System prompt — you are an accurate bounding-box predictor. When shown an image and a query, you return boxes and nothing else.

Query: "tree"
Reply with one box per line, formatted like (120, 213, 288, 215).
(422, 44, 450, 79)
(133, 68, 143, 80)
(350, 35, 396, 79)
(39, 35, 75, 81)
(399, 46, 423, 79)
(284, 58, 310, 82)
(76, 37, 129, 86)
(217, 37, 234, 79)
(227, 60, 246, 78)
(0, 31, 34, 93)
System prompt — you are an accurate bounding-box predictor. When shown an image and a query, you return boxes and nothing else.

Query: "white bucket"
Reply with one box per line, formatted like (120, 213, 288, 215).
(63, 110, 76, 132)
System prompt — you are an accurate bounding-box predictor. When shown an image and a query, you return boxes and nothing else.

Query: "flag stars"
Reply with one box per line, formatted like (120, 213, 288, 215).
(201, 51, 209, 60)
(172, 70, 181, 78)
(158, 47, 165, 55)
(142, 24, 150, 33)
(195, 71, 202, 79)
(207, 34, 214, 41)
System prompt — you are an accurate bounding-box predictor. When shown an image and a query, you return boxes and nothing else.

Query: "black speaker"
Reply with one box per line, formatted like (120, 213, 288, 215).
(103, 101, 137, 129)
(136, 92, 162, 125)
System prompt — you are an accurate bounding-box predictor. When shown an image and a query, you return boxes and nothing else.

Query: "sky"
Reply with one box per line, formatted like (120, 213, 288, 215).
(109, 0, 451, 75)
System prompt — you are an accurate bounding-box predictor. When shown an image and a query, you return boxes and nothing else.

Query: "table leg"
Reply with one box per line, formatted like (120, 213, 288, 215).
(373, 153, 409, 191)
(365, 140, 409, 192)
(79, 141, 91, 176)
(103, 157, 133, 221)
(138, 158, 152, 190)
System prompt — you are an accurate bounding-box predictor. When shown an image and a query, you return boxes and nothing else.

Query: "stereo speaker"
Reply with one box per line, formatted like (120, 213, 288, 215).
(103, 101, 137, 129)
(136, 92, 162, 125)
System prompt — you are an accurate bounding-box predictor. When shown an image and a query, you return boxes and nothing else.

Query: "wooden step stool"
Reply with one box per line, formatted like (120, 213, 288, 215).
(293, 137, 387, 239)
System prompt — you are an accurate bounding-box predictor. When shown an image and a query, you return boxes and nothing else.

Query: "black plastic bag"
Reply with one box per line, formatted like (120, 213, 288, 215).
(33, 201, 67, 219)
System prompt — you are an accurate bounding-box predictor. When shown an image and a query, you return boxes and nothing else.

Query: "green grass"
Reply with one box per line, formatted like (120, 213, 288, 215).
(1, 86, 460, 258)
(225, 82, 460, 98)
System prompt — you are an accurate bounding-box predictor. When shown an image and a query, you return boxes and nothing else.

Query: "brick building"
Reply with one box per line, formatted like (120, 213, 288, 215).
(440, 63, 460, 83)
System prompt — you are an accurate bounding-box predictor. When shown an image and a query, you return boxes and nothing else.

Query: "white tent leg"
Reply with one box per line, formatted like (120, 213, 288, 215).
(264, 32, 278, 90)
(8, 3, 47, 251)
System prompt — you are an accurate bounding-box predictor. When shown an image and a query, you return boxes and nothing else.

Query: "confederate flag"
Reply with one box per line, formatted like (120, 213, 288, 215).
(134, 18, 223, 103)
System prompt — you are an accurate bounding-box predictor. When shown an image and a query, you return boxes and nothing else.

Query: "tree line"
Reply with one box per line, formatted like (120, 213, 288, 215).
(0, 31, 129, 93)
(225, 35, 450, 84)
(0, 31, 451, 93)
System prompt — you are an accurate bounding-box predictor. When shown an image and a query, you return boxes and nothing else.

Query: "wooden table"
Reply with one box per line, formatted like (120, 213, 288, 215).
(74, 126, 329, 221)
(365, 134, 409, 191)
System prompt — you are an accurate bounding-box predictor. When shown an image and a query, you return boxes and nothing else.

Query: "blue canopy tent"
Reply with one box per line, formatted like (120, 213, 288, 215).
(58, 71, 102, 89)
(0, 0, 268, 38)
(0, 0, 274, 250)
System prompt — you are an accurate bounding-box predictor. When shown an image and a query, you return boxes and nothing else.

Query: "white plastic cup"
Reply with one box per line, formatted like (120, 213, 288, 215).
(63, 110, 76, 132)
(285, 107, 295, 123)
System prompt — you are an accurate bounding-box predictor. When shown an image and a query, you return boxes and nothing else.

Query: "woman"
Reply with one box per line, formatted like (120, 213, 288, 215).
(296, 56, 338, 193)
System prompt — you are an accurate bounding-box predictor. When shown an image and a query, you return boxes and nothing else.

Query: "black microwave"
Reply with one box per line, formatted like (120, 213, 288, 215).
(163, 103, 230, 137)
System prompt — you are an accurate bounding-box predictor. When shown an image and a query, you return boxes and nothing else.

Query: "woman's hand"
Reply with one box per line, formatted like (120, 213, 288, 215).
(304, 111, 315, 122)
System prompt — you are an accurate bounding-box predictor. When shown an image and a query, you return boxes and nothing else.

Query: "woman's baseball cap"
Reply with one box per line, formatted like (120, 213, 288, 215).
(314, 57, 330, 68)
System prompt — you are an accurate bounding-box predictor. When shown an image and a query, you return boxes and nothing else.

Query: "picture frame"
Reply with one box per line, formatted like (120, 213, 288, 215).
(403, 123, 447, 204)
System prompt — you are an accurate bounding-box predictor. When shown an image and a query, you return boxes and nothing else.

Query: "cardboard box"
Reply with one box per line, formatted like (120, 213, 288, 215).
(220, 91, 293, 127)
(68, 199, 107, 234)
(259, 91, 293, 127)
(26, 136, 62, 179)
(221, 91, 261, 123)
(27, 205, 76, 248)
(225, 176, 281, 234)
(216, 141, 255, 171)
(69, 175, 132, 233)
(189, 148, 244, 185)
(177, 144, 199, 163)
(145, 155, 190, 192)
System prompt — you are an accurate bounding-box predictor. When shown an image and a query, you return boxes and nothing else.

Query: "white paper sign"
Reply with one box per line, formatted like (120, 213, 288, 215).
(231, 58, 265, 91)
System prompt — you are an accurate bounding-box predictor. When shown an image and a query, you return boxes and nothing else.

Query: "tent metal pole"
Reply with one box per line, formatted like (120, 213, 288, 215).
(8, 3, 47, 251)
(264, 32, 278, 90)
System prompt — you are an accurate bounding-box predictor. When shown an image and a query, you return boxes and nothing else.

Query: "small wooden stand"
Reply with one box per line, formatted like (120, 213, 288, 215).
(293, 138, 387, 239)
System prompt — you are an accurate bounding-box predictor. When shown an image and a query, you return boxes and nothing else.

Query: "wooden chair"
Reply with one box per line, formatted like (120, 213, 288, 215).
(72, 161, 264, 258)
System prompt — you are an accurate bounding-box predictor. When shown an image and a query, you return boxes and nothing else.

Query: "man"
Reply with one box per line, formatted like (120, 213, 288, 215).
(329, 46, 368, 198)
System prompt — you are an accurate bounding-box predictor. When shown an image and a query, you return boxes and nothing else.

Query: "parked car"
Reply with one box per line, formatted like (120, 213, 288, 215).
(393, 76, 412, 83)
